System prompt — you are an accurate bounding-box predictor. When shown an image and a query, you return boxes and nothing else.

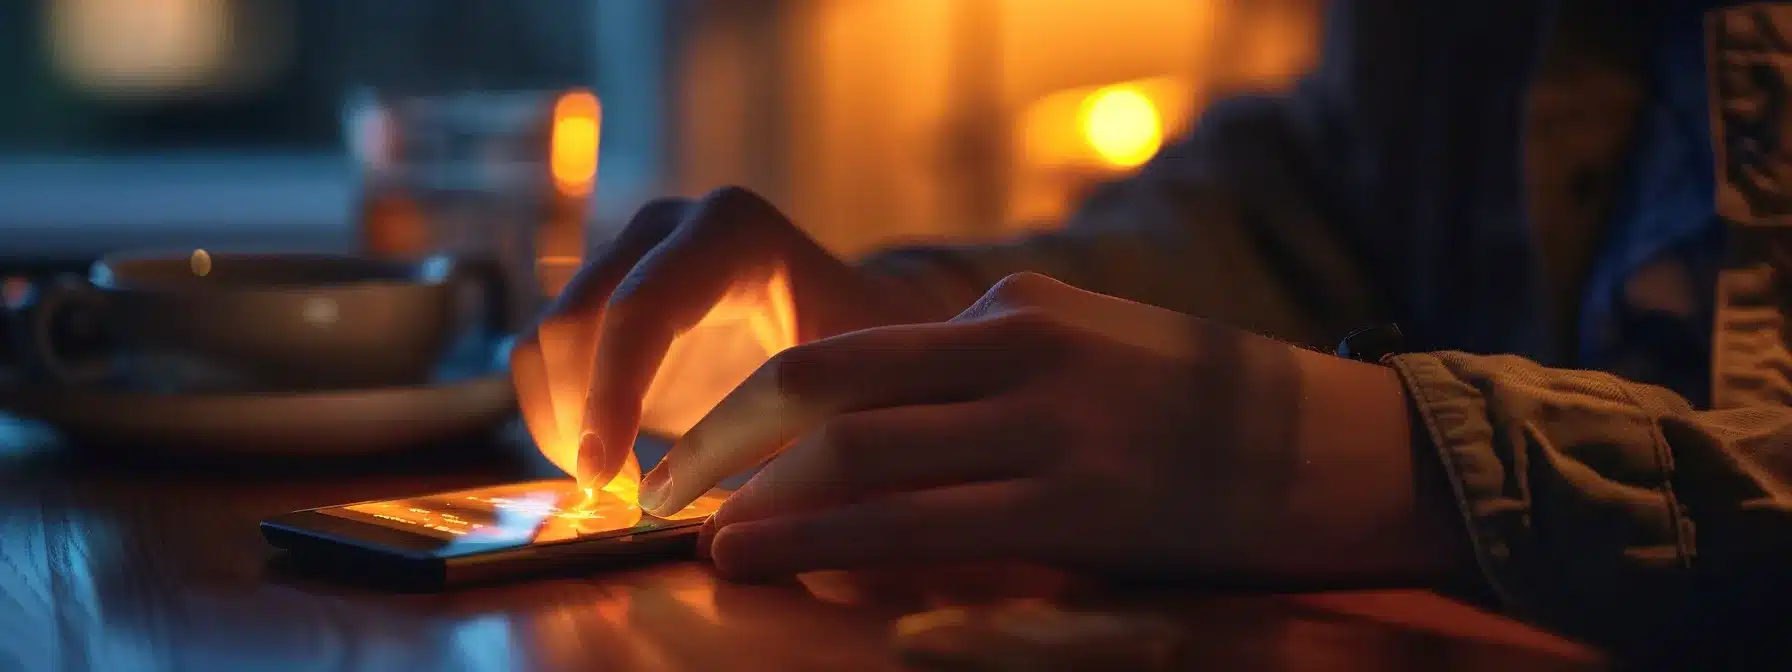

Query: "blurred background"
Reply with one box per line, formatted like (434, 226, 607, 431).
(0, 0, 1322, 270)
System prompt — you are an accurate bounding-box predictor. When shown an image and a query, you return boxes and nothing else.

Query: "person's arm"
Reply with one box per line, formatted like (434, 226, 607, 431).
(1394, 351, 1792, 663)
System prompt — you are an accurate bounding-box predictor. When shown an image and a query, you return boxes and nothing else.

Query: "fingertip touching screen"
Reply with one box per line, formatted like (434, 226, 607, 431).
(317, 480, 724, 552)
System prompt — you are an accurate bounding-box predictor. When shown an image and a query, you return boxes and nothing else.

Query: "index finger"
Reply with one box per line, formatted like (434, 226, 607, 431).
(539, 198, 690, 403)
(637, 313, 1050, 516)
(514, 200, 688, 474)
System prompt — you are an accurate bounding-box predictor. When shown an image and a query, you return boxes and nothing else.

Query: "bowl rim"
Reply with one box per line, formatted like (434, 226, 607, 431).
(91, 250, 456, 294)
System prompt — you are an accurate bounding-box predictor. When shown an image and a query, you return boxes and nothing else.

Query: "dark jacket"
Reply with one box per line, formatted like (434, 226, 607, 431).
(861, 0, 1792, 662)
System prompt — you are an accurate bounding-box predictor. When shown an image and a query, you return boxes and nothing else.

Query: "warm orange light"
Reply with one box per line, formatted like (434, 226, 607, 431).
(528, 489, 724, 543)
(333, 480, 725, 545)
(550, 90, 601, 198)
(189, 248, 212, 277)
(1079, 86, 1162, 168)
(49, 0, 233, 94)
(1011, 76, 1188, 223)
(513, 266, 798, 499)
(638, 266, 799, 439)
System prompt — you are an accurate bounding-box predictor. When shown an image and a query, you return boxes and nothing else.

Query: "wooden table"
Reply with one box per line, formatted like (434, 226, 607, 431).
(0, 414, 1609, 671)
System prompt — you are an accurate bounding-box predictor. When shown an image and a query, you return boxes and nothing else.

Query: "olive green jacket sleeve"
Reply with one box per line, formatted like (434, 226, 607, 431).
(1392, 352, 1792, 661)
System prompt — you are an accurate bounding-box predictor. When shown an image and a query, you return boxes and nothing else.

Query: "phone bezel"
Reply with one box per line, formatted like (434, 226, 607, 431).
(263, 510, 707, 590)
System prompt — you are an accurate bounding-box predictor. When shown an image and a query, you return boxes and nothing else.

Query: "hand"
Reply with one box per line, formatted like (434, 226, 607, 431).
(645, 272, 1467, 583)
(511, 187, 947, 489)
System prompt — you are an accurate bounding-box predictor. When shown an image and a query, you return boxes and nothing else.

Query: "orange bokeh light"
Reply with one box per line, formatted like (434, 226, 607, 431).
(1078, 85, 1162, 168)
(550, 90, 601, 198)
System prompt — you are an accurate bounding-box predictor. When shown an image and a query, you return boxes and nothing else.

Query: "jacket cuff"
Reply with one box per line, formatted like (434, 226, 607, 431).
(1388, 352, 1527, 610)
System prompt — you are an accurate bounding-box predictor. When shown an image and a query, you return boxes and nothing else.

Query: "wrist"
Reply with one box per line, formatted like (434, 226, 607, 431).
(1280, 349, 1475, 584)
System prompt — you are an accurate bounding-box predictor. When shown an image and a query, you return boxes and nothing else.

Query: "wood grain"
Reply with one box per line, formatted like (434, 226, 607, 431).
(0, 415, 1608, 671)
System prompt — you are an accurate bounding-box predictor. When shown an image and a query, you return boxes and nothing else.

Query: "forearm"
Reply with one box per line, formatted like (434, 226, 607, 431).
(1277, 350, 1480, 586)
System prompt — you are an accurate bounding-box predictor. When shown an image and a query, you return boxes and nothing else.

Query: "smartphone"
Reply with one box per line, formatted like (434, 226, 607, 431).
(261, 479, 725, 590)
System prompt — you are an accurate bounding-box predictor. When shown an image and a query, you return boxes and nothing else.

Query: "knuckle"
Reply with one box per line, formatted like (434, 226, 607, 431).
(604, 269, 650, 311)
(613, 205, 679, 245)
(985, 272, 1062, 306)
(637, 196, 689, 214)
(624, 197, 690, 235)
(692, 186, 784, 235)
(956, 278, 1045, 322)
(598, 199, 690, 260)
(700, 185, 766, 209)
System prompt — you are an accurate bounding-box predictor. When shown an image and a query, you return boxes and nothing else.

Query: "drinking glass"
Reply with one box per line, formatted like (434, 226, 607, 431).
(343, 88, 595, 335)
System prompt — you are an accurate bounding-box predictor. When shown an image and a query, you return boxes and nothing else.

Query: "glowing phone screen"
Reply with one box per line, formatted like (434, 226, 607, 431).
(317, 480, 723, 546)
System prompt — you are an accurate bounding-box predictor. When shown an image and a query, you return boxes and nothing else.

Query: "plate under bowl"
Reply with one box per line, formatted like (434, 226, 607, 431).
(0, 375, 515, 457)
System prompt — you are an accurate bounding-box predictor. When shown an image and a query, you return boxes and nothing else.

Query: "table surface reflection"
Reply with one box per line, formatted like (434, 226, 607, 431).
(0, 415, 1609, 671)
